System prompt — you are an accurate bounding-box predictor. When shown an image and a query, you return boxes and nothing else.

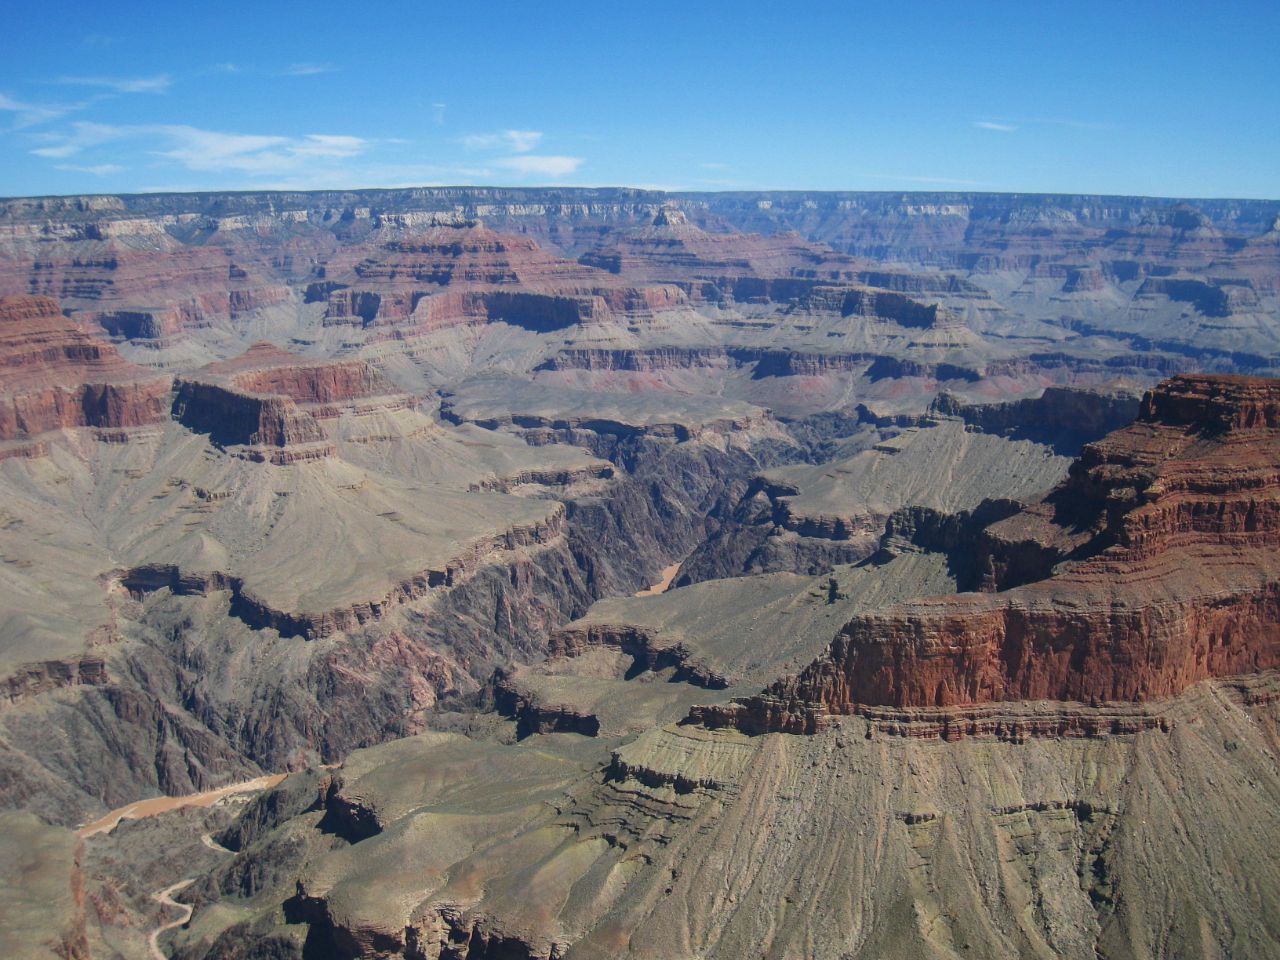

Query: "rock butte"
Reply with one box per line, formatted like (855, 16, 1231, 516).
(0, 295, 169, 453)
(694, 374, 1280, 733)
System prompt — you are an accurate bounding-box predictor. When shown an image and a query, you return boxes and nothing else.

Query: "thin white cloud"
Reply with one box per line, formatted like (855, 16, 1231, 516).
(152, 126, 368, 173)
(29, 121, 126, 157)
(51, 74, 172, 94)
(494, 154, 582, 178)
(462, 129, 543, 153)
(432, 103, 447, 125)
(286, 134, 367, 159)
(0, 92, 87, 129)
(276, 63, 336, 77)
(976, 116, 1112, 132)
(54, 163, 125, 175)
(700, 161, 730, 170)
(29, 122, 371, 176)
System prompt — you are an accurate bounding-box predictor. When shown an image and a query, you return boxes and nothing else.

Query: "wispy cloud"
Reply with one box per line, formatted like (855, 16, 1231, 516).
(700, 161, 730, 170)
(494, 154, 582, 178)
(50, 74, 172, 94)
(30, 122, 370, 176)
(29, 121, 125, 156)
(276, 62, 336, 77)
(153, 127, 367, 173)
(54, 162, 125, 176)
(975, 116, 1112, 133)
(462, 129, 543, 153)
(432, 103, 447, 125)
(973, 120, 1017, 132)
(0, 92, 96, 129)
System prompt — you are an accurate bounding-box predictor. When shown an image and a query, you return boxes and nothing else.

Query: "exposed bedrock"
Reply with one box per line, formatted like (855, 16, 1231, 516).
(1136, 276, 1231, 317)
(491, 671, 602, 739)
(117, 508, 565, 641)
(673, 388, 1119, 588)
(392, 289, 612, 332)
(171, 379, 334, 460)
(697, 374, 1280, 734)
(2, 656, 108, 705)
(672, 474, 876, 587)
(0, 426, 799, 824)
(214, 345, 399, 408)
(0, 380, 171, 446)
(549, 622, 729, 688)
(928, 386, 1141, 452)
(0, 295, 170, 444)
(562, 431, 802, 596)
(325, 284, 685, 333)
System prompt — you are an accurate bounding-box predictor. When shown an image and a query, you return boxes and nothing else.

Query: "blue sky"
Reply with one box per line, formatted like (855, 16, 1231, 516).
(2, 0, 1277, 198)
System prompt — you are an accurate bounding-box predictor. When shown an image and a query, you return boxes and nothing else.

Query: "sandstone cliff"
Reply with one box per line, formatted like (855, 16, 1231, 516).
(697, 374, 1280, 733)
(0, 295, 169, 448)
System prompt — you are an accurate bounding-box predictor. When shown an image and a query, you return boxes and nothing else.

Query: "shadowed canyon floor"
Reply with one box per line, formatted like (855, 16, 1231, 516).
(0, 188, 1278, 958)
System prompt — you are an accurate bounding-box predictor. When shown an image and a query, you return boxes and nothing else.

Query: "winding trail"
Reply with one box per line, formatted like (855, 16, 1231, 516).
(148, 879, 194, 960)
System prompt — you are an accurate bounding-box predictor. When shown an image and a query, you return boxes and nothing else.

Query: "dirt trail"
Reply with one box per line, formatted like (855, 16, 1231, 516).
(148, 879, 194, 960)
(635, 562, 681, 597)
(77, 773, 288, 838)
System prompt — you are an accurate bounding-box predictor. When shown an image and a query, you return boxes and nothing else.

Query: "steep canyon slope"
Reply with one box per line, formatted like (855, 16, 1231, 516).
(0, 188, 1278, 959)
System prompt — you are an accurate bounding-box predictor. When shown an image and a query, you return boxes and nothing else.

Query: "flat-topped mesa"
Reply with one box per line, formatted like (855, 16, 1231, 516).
(172, 379, 333, 463)
(170, 344, 419, 460)
(205, 342, 409, 416)
(928, 385, 1142, 449)
(816, 287, 960, 329)
(1139, 372, 1280, 430)
(324, 222, 608, 294)
(314, 222, 687, 331)
(579, 208, 869, 287)
(695, 374, 1280, 736)
(0, 295, 169, 449)
(989, 373, 1280, 573)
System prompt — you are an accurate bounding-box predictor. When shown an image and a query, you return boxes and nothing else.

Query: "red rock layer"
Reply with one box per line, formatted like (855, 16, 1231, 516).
(319, 223, 606, 294)
(696, 375, 1280, 733)
(0, 295, 169, 442)
(206, 342, 401, 410)
(171, 378, 332, 460)
(312, 222, 692, 333)
(0, 228, 293, 341)
(579, 207, 868, 283)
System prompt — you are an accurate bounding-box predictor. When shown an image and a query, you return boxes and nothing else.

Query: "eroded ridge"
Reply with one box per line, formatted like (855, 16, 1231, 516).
(695, 374, 1280, 735)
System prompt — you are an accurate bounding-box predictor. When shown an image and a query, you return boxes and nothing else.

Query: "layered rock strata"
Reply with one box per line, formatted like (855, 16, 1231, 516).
(0, 295, 169, 450)
(696, 374, 1280, 734)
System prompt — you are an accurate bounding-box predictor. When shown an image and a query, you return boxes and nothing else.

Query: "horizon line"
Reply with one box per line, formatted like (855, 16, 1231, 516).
(3, 184, 1279, 204)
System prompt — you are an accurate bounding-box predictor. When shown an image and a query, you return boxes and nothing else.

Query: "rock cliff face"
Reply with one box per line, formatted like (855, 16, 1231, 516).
(0, 295, 169, 447)
(928, 386, 1141, 451)
(697, 374, 1280, 734)
(3, 656, 107, 706)
(209, 343, 399, 409)
(1, 188, 1279, 959)
(172, 380, 333, 462)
